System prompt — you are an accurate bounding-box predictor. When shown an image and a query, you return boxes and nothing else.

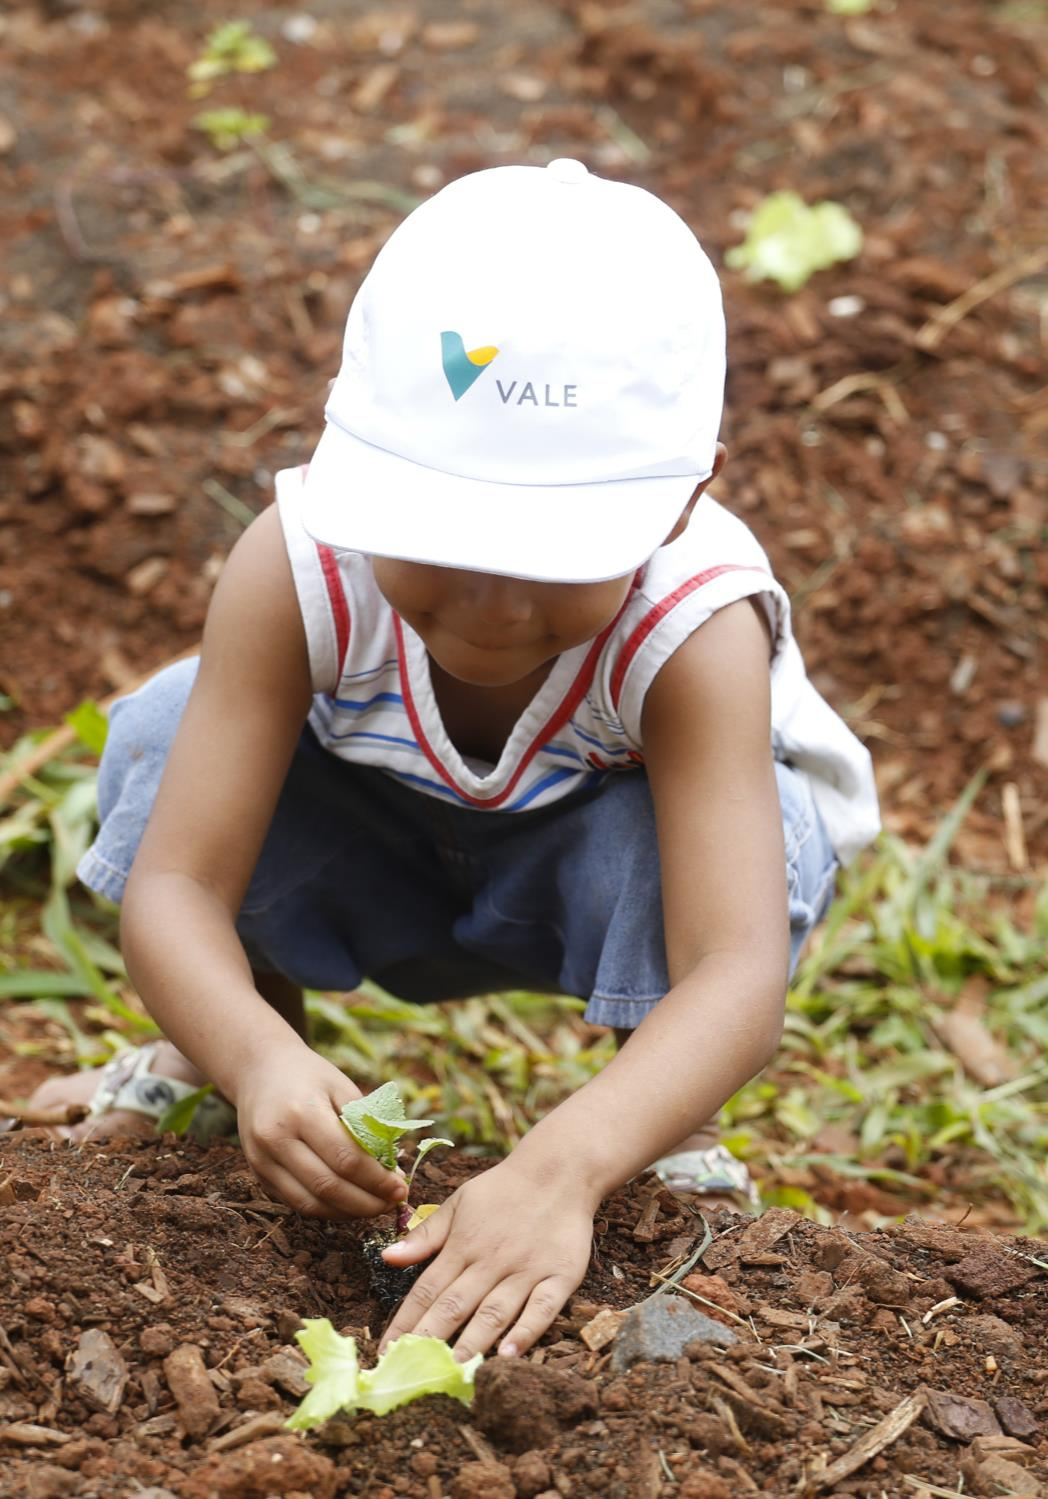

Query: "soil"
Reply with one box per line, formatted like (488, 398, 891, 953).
(1, 0, 1046, 867)
(0, 1137, 1044, 1497)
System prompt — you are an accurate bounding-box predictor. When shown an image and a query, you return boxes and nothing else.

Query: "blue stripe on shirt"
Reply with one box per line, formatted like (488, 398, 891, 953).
(570, 721, 632, 755)
(331, 691, 405, 711)
(339, 658, 398, 682)
(328, 729, 422, 751)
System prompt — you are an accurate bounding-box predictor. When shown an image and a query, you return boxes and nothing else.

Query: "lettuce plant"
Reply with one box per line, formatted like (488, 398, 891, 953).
(286, 1320, 480, 1430)
(340, 1081, 452, 1232)
(726, 190, 862, 292)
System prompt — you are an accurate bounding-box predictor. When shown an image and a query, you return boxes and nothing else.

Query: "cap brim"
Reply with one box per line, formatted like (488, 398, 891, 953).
(300, 423, 705, 584)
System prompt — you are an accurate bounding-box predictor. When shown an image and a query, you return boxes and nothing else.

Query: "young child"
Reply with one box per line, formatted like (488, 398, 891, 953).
(33, 161, 879, 1362)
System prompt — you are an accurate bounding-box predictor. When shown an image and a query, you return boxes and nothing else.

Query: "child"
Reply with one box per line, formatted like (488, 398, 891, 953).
(33, 161, 879, 1362)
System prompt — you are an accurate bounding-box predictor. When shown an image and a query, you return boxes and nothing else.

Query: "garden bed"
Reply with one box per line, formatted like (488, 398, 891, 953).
(0, 1136, 1044, 1497)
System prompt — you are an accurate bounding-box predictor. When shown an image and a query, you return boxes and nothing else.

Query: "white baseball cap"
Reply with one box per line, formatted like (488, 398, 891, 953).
(301, 159, 726, 583)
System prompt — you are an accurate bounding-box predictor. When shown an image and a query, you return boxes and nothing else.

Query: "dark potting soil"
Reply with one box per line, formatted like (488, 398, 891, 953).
(0, 1135, 1044, 1497)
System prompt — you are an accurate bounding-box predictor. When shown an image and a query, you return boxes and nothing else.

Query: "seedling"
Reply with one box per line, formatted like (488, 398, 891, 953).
(192, 108, 271, 152)
(725, 190, 862, 292)
(187, 21, 277, 97)
(340, 1082, 453, 1306)
(286, 1319, 480, 1430)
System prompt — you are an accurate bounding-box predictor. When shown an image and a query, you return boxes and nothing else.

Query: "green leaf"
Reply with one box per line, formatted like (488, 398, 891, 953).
(826, 0, 874, 13)
(156, 1084, 215, 1137)
(357, 1334, 480, 1416)
(725, 190, 863, 292)
(339, 1081, 433, 1170)
(192, 109, 271, 151)
(64, 700, 108, 755)
(405, 1136, 454, 1195)
(285, 1319, 360, 1431)
(286, 1323, 479, 1430)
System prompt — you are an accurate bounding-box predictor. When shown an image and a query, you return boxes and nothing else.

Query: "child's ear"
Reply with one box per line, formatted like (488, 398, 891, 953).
(662, 443, 727, 546)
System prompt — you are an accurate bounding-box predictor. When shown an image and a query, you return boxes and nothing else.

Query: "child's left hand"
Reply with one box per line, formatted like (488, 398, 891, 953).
(377, 1155, 595, 1359)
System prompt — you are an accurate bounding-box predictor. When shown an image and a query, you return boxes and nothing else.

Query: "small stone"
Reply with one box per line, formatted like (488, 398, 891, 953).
(513, 1451, 552, 1498)
(410, 1451, 438, 1478)
(793, 1269, 833, 1305)
(968, 1314, 1023, 1361)
(945, 1250, 1037, 1299)
(163, 1344, 221, 1440)
(450, 1461, 515, 1499)
(578, 1307, 628, 1352)
(26, 1464, 81, 1499)
(680, 1273, 739, 1322)
(24, 1297, 57, 1322)
(261, 1350, 310, 1397)
(234, 1378, 281, 1411)
(611, 1294, 738, 1373)
(962, 1454, 1044, 1497)
(924, 1388, 1001, 1442)
(992, 1395, 1039, 1441)
(139, 1324, 176, 1358)
(67, 1329, 129, 1414)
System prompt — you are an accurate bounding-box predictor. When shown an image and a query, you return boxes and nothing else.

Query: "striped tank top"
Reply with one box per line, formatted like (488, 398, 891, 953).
(277, 465, 880, 864)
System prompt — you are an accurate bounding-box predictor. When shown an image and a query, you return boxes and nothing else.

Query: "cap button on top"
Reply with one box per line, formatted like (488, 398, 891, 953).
(546, 158, 589, 184)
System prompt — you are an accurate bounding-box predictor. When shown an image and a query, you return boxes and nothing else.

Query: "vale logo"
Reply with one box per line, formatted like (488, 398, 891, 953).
(441, 331, 499, 401)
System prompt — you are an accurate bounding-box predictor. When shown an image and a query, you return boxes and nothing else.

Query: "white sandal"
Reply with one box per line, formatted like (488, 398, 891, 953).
(86, 1041, 237, 1144)
(652, 1145, 760, 1211)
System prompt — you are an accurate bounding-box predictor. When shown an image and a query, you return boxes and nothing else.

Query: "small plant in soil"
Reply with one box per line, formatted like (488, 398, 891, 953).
(340, 1082, 452, 1310)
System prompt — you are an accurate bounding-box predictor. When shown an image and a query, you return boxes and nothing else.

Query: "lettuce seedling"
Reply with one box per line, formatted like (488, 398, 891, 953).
(725, 190, 863, 292)
(340, 1082, 452, 1233)
(286, 1320, 480, 1430)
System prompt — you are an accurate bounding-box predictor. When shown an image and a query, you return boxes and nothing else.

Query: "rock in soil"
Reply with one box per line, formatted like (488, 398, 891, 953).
(610, 1293, 738, 1372)
(67, 1328, 128, 1414)
(163, 1343, 221, 1440)
(472, 1360, 597, 1452)
(923, 1388, 1001, 1442)
(945, 1249, 1038, 1299)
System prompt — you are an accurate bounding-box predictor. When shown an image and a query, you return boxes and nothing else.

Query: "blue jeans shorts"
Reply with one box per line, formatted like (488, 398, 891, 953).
(77, 659, 839, 1030)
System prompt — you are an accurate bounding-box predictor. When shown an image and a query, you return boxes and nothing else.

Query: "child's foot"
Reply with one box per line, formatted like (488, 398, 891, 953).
(651, 1128, 759, 1215)
(26, 1041, 234, 1143)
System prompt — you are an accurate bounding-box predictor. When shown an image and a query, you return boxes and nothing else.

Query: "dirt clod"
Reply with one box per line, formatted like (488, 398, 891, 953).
(513, 1450, 553, 1497)
(473, 1361, 597, 1453)
(450, 1460, 515, 1499)
(180, 1435, 337, 1499)
(946, 1250, 1038, 1299)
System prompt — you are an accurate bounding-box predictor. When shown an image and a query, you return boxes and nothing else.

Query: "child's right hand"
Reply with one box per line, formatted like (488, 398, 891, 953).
(234, 1051, 408, 1220)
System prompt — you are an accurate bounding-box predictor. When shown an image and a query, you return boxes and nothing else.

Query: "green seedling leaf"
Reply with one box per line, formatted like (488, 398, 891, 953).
(725, 190, 863, 292)
(405, 1137, 454, 1196)
(64, 700, 108, 756)
(286, 1320, 479, 1430)
(826, 0, 874, 13)
(156, 1084, 216, 1137)
(339, 1081, 433, 1170)
(193, 109, 271, 151)
(187, 21, 277, 93)
(357, 1334, 480, 1417)
(285, 1318, 360, 1431)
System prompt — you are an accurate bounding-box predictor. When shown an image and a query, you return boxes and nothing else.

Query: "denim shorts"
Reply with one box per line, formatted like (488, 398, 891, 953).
(77, 659, 839, 1030)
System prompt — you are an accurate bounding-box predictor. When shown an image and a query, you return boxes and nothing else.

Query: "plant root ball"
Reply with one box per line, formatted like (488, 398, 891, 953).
(362, 1228, 425, 1313)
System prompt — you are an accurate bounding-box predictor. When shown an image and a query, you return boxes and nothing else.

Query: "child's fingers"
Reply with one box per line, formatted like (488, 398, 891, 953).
(299, 1107, 406, 1203)
(496, 1275, 574, 1357)
(381, 1203, 451, 1265)
(254, 1143, 393, 1219)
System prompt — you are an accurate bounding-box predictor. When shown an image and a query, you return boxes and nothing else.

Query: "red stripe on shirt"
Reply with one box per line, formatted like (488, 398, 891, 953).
(393, 603, 629, 809)
(317, 544, 351, 677)
(609, 564, 769, 711)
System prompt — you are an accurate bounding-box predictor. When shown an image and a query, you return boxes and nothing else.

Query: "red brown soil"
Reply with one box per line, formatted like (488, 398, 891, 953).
(0, 1136, 1044, 1497)
(1, 0, 1046, 867)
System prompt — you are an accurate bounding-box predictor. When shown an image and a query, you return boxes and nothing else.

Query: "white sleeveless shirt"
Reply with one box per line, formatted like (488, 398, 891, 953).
(277, 465, 879, 863)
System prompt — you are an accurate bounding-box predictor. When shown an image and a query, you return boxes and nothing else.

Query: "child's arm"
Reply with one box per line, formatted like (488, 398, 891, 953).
(381, 598, 788, 1357)
(119, 506, 406, 1219)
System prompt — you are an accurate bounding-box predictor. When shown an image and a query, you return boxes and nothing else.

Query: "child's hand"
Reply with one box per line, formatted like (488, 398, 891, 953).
(235, 1052, 408, 1219)
(378, 1156, 594, 1360)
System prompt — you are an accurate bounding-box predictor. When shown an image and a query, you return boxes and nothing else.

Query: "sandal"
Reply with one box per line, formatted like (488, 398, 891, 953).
(652, 1145, 760, 1213)
(86, 1041, 237, 1145)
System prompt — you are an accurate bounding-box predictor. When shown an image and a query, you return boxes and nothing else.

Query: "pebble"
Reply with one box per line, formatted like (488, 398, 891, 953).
(923, 1388, 1001, 1442)
(992, 1394, 1039, 1441)
(513, 1451, 552, 1498)
(68, 1329, 128, 1414)
(610, 1294, 737, 1373)
(163, 1344, 221, 1440)
(967, 1313, 1023, 1361)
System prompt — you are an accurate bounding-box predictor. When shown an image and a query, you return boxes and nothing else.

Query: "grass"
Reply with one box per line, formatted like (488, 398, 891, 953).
(1, 715, 1046, 1233)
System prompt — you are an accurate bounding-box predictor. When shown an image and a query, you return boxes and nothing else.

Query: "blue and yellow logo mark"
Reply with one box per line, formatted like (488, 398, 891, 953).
(441, 331, 499, 401)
